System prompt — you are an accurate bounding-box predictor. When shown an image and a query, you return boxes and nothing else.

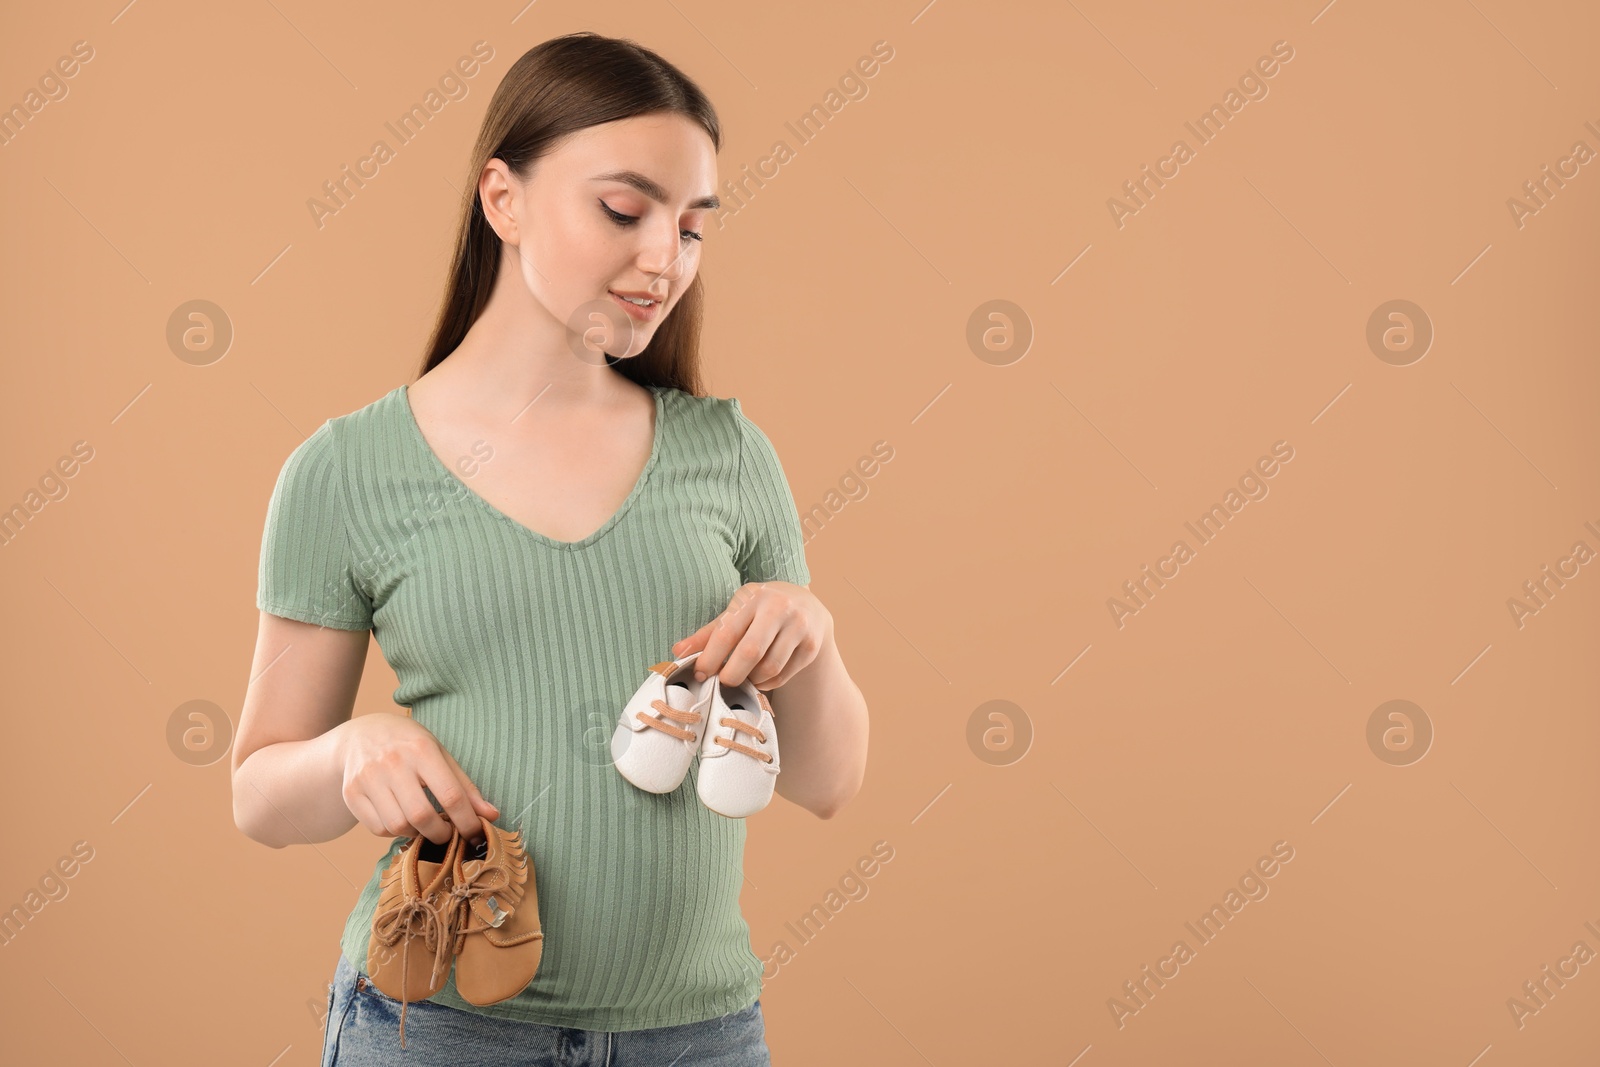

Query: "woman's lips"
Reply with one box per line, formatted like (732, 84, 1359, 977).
(609, 291, 660, 322)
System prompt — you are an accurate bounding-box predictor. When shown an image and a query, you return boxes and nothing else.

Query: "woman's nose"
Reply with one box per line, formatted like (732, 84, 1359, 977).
(638, 225, 691, 281)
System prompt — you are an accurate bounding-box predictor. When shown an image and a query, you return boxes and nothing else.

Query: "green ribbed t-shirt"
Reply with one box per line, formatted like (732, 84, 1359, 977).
(256, 382, 811, 1031)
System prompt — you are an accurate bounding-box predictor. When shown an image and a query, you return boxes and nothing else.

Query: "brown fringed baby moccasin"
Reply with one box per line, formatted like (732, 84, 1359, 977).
(446, 816, 544, 1006)
(366, 831, 463, 1048)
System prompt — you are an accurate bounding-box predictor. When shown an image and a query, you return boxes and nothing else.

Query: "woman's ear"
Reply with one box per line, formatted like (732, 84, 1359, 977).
(479, 159, 520, 243)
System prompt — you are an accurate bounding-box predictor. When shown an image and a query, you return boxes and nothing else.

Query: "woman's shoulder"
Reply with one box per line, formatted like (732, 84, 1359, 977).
(328, 384, 409, 433)
(315, 384, 411, 450)
(657, 385, 758, 423)
(654, 383, 742, 430)
(270, 385, 407, 474)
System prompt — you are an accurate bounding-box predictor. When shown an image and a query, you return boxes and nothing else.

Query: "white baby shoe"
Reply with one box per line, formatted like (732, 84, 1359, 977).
(611, 651, 709, 793)
(695, 674, 780, 818)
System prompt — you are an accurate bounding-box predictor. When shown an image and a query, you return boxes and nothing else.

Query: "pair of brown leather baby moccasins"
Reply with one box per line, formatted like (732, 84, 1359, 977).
(364, 815, 543, 1048)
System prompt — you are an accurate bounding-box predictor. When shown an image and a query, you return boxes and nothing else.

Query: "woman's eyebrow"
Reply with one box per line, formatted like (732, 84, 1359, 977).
(593, 169, 720, 211)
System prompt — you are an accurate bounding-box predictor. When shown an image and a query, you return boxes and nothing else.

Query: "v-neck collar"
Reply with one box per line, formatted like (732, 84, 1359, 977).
(394, 383, 666, 552)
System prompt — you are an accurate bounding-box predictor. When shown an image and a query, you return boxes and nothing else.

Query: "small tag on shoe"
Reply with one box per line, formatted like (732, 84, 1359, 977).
(471, 894, 509, 928)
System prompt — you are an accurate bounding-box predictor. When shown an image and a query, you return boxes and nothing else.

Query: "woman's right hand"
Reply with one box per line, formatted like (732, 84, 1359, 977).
(335, 713, 499, 844)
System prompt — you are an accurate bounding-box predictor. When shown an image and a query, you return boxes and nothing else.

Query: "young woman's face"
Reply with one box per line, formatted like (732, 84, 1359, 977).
(511, 111, 719, 361)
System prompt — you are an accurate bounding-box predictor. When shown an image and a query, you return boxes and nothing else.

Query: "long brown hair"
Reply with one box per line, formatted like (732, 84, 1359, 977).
(418, 32, 721, 396)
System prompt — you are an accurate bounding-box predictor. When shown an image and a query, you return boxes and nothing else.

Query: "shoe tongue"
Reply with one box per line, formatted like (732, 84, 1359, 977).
(663, 681, 695, 709)
(407, 834, 456, 896)
(460, 829, 518, 929)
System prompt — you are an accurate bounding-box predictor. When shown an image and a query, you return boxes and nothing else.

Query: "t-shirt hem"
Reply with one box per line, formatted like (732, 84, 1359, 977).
(739, 566, 806, 585)
(336, 932, 761, 1032)
(423, 984, 764, 1032)
(258, 600, 372, 631)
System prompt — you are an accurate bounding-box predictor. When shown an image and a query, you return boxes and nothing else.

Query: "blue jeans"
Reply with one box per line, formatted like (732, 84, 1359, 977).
(320, 951, 772, 1065)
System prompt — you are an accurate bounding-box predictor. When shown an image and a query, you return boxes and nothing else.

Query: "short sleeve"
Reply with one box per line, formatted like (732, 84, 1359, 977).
(730, 398, 811, 587)
(257, 421, 374, 630)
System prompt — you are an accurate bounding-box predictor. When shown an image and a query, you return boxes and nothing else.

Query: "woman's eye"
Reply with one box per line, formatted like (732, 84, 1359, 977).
(600, 199, 703, 243)
(599, 199, 636, 226)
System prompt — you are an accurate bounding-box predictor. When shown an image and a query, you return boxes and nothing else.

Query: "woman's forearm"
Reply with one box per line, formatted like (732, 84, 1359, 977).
(768, 632, 869, 819)
(233, 721, 359, 848)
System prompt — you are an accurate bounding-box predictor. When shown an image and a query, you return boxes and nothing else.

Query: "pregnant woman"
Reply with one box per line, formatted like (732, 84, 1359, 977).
(231, 31, 869, 1066)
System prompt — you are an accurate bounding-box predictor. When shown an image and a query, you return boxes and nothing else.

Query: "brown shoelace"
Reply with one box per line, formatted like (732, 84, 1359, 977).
(712, 692, 776, 761)
(636, 696, 701, 741)
(376, 831, 467, 1049)
(638, 689, 776, 760)
(369, 886, 455, 1047)
(710, 716, 771, 761)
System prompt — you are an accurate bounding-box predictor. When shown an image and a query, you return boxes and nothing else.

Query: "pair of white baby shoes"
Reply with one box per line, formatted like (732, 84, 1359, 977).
(609, 650, 780, 818)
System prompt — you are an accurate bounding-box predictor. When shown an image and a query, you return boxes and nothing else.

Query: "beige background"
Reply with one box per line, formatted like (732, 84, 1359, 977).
(2, 0, 1597, 1063)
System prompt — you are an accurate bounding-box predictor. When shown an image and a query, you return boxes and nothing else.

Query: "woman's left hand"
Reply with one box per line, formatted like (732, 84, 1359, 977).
(671, 582, 832, 690)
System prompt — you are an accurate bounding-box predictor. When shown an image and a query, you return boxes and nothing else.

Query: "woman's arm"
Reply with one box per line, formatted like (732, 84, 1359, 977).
(234, 610, 502, 848)
(232, 610, 370, 848)
(676, 583, 869, 821)
(767, 626, 869, 820)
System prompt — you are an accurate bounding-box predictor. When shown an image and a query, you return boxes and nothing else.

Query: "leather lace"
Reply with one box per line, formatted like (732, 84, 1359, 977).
(636, 697, 701, 741)
(369, 890, 455, 1048)
(717, 691, 775, 761)
(639, 688, 775, 761)
(711, 716, 771, 761)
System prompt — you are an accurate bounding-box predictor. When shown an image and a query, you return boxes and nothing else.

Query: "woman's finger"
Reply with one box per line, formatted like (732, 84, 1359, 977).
(750, 626, 807, 689)
(695, 606, 752, 683)
(391, 774, 456, 844)
(672, 618, 715, 656)
(412, 748, 484, 842)
(707, 598, 787, 687)
(439, 746, 499, 824)
(365, 786, 417, 840)
(346, 792, 388, 838)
